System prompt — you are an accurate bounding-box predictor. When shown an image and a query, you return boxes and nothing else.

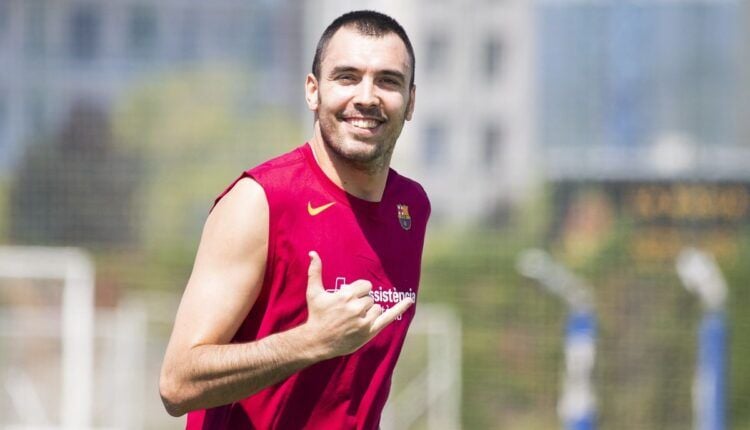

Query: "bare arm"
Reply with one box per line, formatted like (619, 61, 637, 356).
(159, 178, 413, 416)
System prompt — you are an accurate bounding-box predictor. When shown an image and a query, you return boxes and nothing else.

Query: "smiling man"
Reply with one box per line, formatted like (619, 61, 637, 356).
(159, 10, 430, 430)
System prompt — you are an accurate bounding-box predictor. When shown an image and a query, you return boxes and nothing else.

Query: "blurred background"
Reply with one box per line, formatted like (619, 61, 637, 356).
(0, 0, 748, 429)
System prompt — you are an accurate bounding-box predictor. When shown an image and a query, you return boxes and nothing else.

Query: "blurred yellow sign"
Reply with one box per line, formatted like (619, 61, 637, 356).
(553, 181, 750, 265)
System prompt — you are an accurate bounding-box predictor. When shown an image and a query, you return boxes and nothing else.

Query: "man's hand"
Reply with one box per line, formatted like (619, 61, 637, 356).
(304, 251, 413, 359)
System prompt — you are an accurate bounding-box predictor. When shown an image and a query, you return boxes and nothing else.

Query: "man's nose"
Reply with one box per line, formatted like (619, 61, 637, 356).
(353, 79, 379, 109)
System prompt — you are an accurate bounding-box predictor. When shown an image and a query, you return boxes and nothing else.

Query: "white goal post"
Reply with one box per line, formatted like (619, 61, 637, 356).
(382, 304, 462, 430)
(0, 246, 95, 429)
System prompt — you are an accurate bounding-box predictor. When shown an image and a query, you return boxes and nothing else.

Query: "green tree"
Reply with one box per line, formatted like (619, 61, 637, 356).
(10, 101, 141, 248)
(112, 66, 304, 288)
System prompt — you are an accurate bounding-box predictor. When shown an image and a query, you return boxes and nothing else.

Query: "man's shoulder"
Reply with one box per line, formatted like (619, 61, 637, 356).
(243, 144, 322, 213)
(390, 169, 430, 204)
(213, 145, 307, 209)
(248, 145, 307, 177)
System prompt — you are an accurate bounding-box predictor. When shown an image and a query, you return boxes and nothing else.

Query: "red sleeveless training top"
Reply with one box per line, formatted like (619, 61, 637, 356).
(186, 143, 430, 429)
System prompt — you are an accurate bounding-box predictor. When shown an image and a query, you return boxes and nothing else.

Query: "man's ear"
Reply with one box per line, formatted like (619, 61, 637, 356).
(305, 74, 320, 111)
(405, 85, 416, 121)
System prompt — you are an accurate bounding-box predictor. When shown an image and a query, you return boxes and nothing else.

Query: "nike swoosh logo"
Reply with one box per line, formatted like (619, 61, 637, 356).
(308, 201, 336, 216)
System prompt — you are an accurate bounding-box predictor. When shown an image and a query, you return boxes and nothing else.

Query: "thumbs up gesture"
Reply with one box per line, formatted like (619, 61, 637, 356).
(304, 251, 413, 359)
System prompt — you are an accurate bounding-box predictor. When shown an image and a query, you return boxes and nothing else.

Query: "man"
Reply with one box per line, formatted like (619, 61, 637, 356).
(159, 10, 430, 429)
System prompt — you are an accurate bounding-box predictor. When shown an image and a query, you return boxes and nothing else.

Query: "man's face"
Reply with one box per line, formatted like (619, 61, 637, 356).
(306, 26, 415, 172)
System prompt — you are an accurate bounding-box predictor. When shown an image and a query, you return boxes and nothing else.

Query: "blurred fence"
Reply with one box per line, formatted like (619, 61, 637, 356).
(0, 0, 749, 429)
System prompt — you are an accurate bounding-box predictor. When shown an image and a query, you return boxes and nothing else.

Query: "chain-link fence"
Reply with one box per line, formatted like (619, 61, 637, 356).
(0, 1, 748, 429)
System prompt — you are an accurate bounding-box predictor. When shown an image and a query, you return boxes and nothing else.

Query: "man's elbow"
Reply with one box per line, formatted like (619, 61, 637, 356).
(159, 373, 191, 417)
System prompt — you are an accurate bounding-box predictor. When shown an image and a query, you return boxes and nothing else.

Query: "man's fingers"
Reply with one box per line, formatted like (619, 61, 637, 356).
(341, 279, 372, 299)
(307, 251, 324, 294)
(370, 298, 413, 334)
(356, 296, 375, 317)
(364, 303, 383, 320)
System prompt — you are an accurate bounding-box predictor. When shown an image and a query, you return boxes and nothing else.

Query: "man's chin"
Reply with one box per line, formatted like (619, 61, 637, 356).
(328, 138, 375, 157)
(333, 142, 388, 168)
(320, 128, 392, 168)
(339, 147, 381, 164)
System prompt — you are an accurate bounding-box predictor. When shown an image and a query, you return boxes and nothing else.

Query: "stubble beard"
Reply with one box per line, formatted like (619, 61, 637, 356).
(317, 98, 402, 175)
(320, 126, 393, 175)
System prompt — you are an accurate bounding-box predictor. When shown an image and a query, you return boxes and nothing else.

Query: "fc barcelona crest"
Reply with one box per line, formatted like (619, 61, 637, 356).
(397, 204, 411, 230)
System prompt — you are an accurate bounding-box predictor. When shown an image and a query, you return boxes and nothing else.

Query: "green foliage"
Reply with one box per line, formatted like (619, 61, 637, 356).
(421, 226, 560, 429)
(9, 102, 141, 248)
(723, 230, 750, 429)
(421, 201, 750, 429)
(110, 66, 304, 291)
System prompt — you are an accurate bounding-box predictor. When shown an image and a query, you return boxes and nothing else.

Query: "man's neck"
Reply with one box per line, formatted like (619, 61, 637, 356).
(308, 131, 390, 202)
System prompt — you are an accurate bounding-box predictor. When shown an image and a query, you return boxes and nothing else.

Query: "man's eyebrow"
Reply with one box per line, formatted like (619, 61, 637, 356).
(329, 66, 360, 76)
(380, 70, 406, 82)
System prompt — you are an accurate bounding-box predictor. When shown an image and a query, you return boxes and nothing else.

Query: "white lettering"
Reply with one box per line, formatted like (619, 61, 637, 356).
(329, 277, 417, 307)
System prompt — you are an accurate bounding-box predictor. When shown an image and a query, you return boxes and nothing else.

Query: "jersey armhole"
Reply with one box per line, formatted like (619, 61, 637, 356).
(210, 171, 255, 213)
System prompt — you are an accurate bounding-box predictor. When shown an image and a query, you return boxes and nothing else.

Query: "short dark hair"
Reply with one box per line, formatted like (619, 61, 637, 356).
(312, 10, 416, 88)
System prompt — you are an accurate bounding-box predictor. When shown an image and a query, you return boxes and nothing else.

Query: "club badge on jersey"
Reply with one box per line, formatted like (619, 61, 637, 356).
(397, 204, 411, 231)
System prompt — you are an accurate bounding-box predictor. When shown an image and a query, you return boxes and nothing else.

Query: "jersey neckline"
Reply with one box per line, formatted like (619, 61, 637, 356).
(300, 142, 395, 216)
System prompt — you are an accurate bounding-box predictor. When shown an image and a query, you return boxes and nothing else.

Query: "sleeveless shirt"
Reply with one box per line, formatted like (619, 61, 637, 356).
(186, 143, 430, 429)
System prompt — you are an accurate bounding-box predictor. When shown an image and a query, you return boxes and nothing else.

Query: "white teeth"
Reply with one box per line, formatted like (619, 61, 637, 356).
(348, 118, 380, 129)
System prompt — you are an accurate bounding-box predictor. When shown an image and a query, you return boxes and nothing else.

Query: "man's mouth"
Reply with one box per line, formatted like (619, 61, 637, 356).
(342, 117, 384, 130)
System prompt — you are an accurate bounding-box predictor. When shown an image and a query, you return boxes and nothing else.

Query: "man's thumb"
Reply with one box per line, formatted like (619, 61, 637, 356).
(307, 251, 324, 293)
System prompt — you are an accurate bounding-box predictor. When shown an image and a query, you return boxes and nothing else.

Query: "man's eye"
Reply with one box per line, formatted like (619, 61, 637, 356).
(380, 78, 401, 87)
(337, 75, 356, 82)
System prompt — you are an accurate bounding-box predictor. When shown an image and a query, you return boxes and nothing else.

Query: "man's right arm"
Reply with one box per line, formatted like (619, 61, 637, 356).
(158, 178, 413, 417)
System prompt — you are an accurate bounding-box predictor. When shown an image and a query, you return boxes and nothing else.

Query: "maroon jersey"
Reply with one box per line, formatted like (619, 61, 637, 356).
(186, 143, 430, 429)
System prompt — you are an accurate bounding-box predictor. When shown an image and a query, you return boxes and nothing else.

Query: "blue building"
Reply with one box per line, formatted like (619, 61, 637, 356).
(0, 0, 304, 170)
(538, 0, 745, 180)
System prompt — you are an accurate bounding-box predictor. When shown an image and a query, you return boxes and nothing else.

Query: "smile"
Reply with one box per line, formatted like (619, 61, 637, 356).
(344, 117, 383, 130)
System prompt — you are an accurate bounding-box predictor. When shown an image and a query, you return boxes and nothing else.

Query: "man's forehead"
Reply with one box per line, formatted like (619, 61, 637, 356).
(321, 26, 411, 74)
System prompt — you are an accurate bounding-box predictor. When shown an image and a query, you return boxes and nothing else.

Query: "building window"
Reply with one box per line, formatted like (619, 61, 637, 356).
(248, 7, 274, 66)
(0, 88, 6, 136)
(425, 33, 448, 75)
(128, 5, 158, 59)
(25, 90, 45, 133)
(24, 0, 46, 58)
(0, 2, 11, 46)
(70, 5, 101, 61)
(482, 123, 503, 169)
(0, 90, 6, 159)
(482, 35, 503, 79)
(423, 121, 447, 167)
(179, 8, 199, 61)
